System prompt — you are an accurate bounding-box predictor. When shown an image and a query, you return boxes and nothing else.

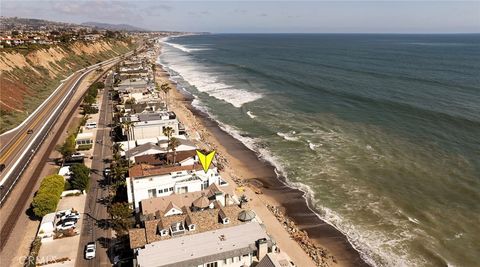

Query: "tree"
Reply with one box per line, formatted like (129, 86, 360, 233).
(31, 174, 65, 217)
(70, 164, 90, 191)
(124, 97, 136, 105)
(160, 82, 171, 110)
(121, 120, 135, 168)
(168, 137, 181, 165)
(162, 126, 174, 140)
(56, 133, 76, 158)
(112, 143, 124, 161)
(162, 126, 174, 162)
(108, 202, 133, 235)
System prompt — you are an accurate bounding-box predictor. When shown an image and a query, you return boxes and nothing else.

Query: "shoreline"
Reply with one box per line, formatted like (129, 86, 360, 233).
(155, 45, 369, 267)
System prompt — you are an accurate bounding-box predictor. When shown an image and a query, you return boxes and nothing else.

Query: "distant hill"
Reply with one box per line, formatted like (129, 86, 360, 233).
(82, 22, 147, 32)
(1, 17, 90, 31)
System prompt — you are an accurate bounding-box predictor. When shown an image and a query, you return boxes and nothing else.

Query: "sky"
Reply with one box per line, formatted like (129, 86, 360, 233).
(2, 1, 479, 33)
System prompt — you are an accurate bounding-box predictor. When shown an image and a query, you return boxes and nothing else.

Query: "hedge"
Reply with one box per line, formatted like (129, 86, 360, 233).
(32, 174, 65, 217)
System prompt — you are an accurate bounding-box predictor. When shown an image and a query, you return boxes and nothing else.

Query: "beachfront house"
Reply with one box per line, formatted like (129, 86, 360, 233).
(130, 222, 276, 267)
(121, 111, 180, 140)
(126, 164, 228, 210)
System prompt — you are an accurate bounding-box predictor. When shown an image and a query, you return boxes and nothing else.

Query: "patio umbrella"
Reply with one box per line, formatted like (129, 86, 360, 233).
(238, 210, 256, 222)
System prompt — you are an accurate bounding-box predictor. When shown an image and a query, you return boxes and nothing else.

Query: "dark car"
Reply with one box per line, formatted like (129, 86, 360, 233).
(0, 163, 5, 172)
(27, 129, 33, 134)
(103, 167, 111, 177)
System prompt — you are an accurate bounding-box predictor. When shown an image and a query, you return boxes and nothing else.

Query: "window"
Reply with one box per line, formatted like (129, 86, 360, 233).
(147, 189, 157, 198)
(177, 186, 188, 194)
(169, 187, 174, 192)
(158, 189, 163, 194)
(160, 229, 168, 236)
(201, 180, 209, 190)
(206, 262, 218, 267)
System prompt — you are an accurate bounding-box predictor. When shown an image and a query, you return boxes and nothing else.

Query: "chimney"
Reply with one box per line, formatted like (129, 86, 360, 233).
(256, 238, 268, 261)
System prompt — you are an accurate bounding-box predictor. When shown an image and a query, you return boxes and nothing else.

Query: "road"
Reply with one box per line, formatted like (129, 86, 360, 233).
(0, 58, 118, 205)
(76, 71, 115, 267)
(0, 51, 133, 256)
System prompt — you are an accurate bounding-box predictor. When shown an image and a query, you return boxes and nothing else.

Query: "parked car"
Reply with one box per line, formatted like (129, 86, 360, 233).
(85, 122, 97, 129)
(60, 213, 80, 221)
(71, 152, 85, 158)
(56, 221, 76, 231)
(103, 167, 111, 177)
(56, 217, 77, 226)
(85, 242, 96, 260)
(56, 209, 72, 218)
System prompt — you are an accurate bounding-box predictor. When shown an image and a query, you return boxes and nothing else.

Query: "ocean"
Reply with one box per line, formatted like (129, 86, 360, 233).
(158, 34, 480, 267)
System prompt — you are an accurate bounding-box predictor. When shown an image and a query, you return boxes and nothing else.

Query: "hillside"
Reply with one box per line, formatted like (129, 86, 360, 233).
(82, 22, 147, 32)
(0, 39, 137, 133)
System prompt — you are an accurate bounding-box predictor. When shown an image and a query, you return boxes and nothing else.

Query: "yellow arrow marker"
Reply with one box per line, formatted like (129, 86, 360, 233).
(196, 150, 216, 173)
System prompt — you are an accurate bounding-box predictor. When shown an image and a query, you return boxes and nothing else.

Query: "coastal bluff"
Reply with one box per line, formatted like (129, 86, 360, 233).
(0, 38, 137, 133)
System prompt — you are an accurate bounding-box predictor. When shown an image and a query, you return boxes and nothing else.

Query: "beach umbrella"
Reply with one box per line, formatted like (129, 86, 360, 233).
(238, 210, 256, 222)
(192, 195, 210, 209)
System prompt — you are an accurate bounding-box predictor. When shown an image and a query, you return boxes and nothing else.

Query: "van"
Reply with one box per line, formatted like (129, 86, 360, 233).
(85, 122, 97, 129)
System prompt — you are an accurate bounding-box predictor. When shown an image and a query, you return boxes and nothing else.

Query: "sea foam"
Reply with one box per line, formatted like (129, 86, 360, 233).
(164, 42, 210, 53)
(160, 47, 262, 108)
(277, 132, 300, 141)
(246, 111, 256, 119)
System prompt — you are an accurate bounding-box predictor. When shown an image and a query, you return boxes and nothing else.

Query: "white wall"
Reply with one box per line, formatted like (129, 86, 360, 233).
(132, 119, 179, 139)
(128, 169, 222, 209)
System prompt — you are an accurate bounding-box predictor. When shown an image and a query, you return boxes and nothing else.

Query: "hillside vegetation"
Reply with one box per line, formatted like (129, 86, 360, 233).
(0, 39, 136, 133)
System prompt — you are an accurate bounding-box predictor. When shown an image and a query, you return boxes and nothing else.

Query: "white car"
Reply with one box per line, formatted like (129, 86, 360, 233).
(85, 242, 96, 260)
(57, 221, 76, 231)
(56, 209, 71, 218)
(60, 212, 80, 221)
(71, 152, 85, 158)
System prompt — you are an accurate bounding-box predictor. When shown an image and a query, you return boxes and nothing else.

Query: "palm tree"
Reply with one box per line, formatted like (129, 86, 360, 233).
(168, 137, 181, 165)
(121, 120, 135, 164)
(162, 126, 174, 163)
(160, 82, 171, 110)
(162, 126, 174, 140)
(112, 143, 124, 161)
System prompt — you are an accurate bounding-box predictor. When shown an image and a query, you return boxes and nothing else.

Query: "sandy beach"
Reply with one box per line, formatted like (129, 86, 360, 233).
(153, 44, 368, 267)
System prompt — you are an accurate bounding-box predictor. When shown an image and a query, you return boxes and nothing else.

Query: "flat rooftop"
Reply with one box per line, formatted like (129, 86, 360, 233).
(136, 222, 269, 267)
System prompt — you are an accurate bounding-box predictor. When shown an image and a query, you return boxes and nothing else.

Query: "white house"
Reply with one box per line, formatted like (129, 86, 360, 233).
(134, 222, 275, 267)
(120, 135, 197, 164)
(126, 164, 228, 210)
(76, 132, 94, 146)
(122, 111, 180, 140)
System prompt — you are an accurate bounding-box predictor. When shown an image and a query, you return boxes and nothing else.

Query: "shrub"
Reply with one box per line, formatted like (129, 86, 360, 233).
(57, 133, 76, 158)
(31, 174, 65, 217)
(82, 105, 98, 115)
(24, 237, 42, 267)
(77, 144, 92, 151)
(70, 164, 90, 191)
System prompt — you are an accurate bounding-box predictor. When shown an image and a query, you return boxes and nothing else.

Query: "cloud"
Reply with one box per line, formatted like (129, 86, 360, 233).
(143, 3, 173, 16)
(50, 0, 143, 23)
(233, 9, 248, 14)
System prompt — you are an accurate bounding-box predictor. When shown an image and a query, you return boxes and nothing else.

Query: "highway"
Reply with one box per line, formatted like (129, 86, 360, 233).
(0, 52, 133, 256)
(0, 56, 124, 205)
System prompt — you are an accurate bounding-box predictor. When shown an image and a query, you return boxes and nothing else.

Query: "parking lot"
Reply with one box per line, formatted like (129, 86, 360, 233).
(36, 194, 86, 266)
